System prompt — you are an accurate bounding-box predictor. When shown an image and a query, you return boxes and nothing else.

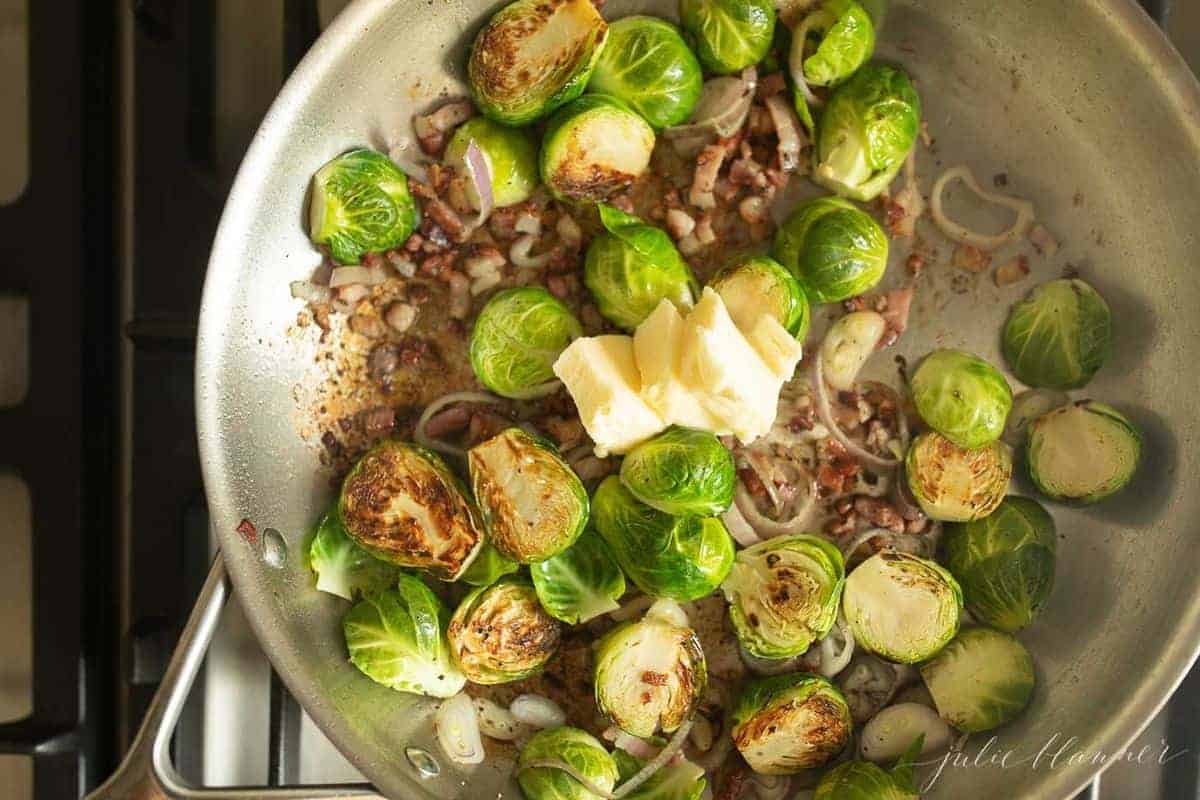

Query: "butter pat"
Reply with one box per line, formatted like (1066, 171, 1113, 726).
(553, 335, 665, 457)
(635, 300, 722, 430)
(745, 314, 805, 380)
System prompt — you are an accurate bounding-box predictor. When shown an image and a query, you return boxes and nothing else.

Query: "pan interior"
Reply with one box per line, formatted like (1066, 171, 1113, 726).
(196, 0, 1200, 797)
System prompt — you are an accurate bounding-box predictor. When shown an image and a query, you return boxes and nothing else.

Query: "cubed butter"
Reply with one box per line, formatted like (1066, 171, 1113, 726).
(635, 299, 723, 431)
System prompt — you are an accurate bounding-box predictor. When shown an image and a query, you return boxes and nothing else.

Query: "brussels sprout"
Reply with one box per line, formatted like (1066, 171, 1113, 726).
(589, 17, 704, 130)
(821, 309, 886, 392)
(444, 117, 539, 209)
(468, 0, 608, 126)
(722, 535, 845, 659)
(308, 506, 399, 600)
(772, 196, 888, 303)
(585, 204, 698, 330)
(790, 0, 876, 88)
(458, 540, 519, 587)
(592, 476, 735, 601)
(1002, 279, 1113, 390)
(942, 496, 1056, 632)
(708, 256, 810, 339)
(1026, 401, 1141, 504)
(469, 427, 589, 563)
(339, 441, 483, 580)
(448, 576, 562, 684)
(613, 750, 706, 800)
(1002, 388, 1071, 448)
(919, 627, 1036, 733)
(531, 528, 627, 624)
(679, 0, 776, 75)
(308, 149, 419, 265)
(814, 737, 922, 800)
(813, 64, 921, 202)
(541, 94, 656, 204)
(594, 599, 707, 737)
(343, 574, 466, 697)
(911, 349, 1013, 449)
(905, 432, 1012, 523)
(620, 426, 735, 517)
(731, 673, 853, 773)
(842, 551, 962, 663)
(469, 287, 583, 399)
(518, 727, 620, 800)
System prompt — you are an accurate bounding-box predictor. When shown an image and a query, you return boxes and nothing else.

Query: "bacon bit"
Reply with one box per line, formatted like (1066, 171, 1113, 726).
(694, 212, 717, 245)
(422, 197, 467, 242)
(853, 496, 906, 533)
(446, 271, 471, 319)
(1028, 224, 1059, 257)
(424, 405, 471, 439)
(879, 287, 914, 343)
(420, 252, 455, 278)
(995, 254, 1031, 287)
(755, 72, 787, 99)
(689, 142, 731, 209)
(738, 467, 768, 498)
(609, 194, 636, 214)
(413, 99, 474, 156)
(349, 313, 387, 339)
(764, 94, 804, 172)
(384, 302, 417, 332)
(361, 406, 396, 437)
(236, 518, 258, 544)
(953, 243, 992, 273)
(666, 208, 696, 240)
(427, 162, 453, 195)
(906, 252, 925, 277)
(739, 195, 769, 224)
(748, 105, 774, 136)
(546, 274, 571, 300)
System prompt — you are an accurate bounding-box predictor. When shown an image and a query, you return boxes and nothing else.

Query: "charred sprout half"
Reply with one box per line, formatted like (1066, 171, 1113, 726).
(541, 94, 657, 204)
(731, 672, 853, 774)
(308, 149, 419, 265)
(721, 534, 846, 659)
(619, 426, 736, 517)
(469, 287, 583, 399)
(343, 574, 466, 698)
(942, 496, 1057, 633)
(531, 527, 627, 624)
(679, 0, 777, 75)
(443, 117, 540, 208)
(448, 575, 562, 684)
(585, 204, 698, 330)
(920, 626, 1036, 733)
(592, 476, 735, 601)
(1026, 401, 1141, 503)
(789, 0, 876, 88)
(842, 551, 962, 664)
(708, 255, 811, 340)
(1002, 278, 1113, 390)
(308, 505, 399, 601)
(338, 441, 483, 580)
(905, 432, 1012, 523)
(518, 726, 620, 800)
(813, 63, 921, 202)
(594, 599, 707, 737)
(911, 349, 1013, 450)
(773, 196, 889, 303)
(468, 0, 608, 126)
(469, 427, 589, 563)
(588, 16, 704, 130)
(814, 735, 923, 800)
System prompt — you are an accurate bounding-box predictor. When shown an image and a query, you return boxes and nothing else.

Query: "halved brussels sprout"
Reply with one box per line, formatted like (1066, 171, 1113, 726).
(594, 599, 707, 737)
(1002, 388, 1071, 448)
(679, 0, 777, 75)
(343, 574, 466, 697)
(814, 737, 922, 800)
(613, 749, 706, 800)
(1026, 401, 1141, 504)
(518, 726, 620, 800)
(911, 349, 1013, 450)
(585, 204, 698, 330)
(905, 432, 1012, 523)
(813, 64, 921, 202)
(620, 426, 735, 517)
(541, 94, 656, 203)
(790, 0, 876, 88)
(592, 476, 735, 601)
(531, 528, 626, 623)
(444, 117, 539, 209)
(458, 540, 519, 587)
(920, 627, 1036, 733)
(1002, 278, 1113, 390)
(309, 149, 420, 265)
(309, 505, 399, 601)
(469, 427, 589, 563)
(772, 196, 888, 303)
(469, 287, 583, 399)
(708, 256, 810, 339)
(722, 535, 845, 659)
(339, 441, 483, 580)
(448, 575, 562, 684)
(589, 16, 704, 130)
(942, 496, 1056, 633)
(842, 551, 962, 663)
(468, 0, 608, 126)
(731, 673, 853, 774)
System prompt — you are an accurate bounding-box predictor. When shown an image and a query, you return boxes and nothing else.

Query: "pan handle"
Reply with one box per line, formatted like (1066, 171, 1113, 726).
(87, 552, 381, 800)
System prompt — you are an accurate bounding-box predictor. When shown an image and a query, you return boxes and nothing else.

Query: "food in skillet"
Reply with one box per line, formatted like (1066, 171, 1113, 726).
(291, 0, 1144, 795)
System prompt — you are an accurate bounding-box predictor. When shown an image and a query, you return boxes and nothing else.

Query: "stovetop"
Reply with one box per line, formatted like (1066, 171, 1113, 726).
(0, 0, 1197, 798)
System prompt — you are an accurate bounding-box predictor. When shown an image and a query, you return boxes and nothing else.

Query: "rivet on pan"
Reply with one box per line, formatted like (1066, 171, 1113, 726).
(260, 528, 287, 568)
(405, 746, 441, 778)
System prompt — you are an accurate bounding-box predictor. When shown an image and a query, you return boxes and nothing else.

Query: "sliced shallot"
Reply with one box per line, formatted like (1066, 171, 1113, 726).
(473, 696, 527, 741)
(329, 264, 387, 288)
(435, 693, 484, 765)
(458, 139, 495, 236)
(930, 164, 1035, 251)
(763, 94, 805, 173)
(722, 501, 762, 547)
(510, 694, 566, 729)
(414, 391, 505, 460)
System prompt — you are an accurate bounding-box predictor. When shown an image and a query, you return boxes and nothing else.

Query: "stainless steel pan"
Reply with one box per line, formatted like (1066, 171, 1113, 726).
(95, 0, 1200, 797)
